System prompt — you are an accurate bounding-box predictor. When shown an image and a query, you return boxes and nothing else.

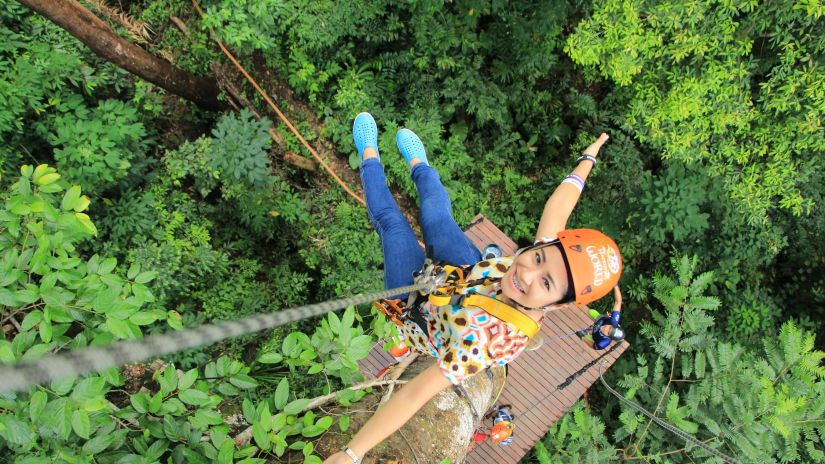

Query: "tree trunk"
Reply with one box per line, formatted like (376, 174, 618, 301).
(315, 357, 507, 464)
(18, 0, 225, 111)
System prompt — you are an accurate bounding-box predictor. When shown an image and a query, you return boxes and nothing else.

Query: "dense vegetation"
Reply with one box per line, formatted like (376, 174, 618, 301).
(0, 1, 822, 463)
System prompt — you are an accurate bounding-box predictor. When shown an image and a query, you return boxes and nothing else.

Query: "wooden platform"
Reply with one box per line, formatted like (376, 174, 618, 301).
(358, 215, 628, 463)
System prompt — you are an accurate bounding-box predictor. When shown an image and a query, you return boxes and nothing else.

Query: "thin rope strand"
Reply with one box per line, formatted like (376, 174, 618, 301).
(190, 0, 365, 206)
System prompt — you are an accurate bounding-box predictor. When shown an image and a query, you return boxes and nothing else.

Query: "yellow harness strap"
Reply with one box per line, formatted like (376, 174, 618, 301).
(463, 294, 540, 339)
(424, 264, 540, 338)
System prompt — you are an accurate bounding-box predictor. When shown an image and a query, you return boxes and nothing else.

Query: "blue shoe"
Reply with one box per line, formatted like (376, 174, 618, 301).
(396, 128, 428, 166)
(353, 112, 379, 161)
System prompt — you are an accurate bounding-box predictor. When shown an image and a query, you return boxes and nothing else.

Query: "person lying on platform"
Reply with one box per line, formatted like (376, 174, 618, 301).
(324, 113, 623, 464)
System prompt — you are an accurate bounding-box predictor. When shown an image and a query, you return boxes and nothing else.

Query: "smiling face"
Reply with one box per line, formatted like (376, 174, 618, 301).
(500, 244, 571, 309)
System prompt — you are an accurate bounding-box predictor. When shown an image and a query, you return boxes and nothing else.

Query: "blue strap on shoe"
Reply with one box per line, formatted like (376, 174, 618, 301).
(396, 128, 428, 166)
(353, 112, 379, 161)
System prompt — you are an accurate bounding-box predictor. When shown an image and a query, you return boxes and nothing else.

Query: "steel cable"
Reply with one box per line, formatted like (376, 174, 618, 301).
(0, 283, 429, 394)
(597, 362, 740, 464)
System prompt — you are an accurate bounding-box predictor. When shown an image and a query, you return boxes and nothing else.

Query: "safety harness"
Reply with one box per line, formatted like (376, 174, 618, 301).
(373, 259, 540, 339)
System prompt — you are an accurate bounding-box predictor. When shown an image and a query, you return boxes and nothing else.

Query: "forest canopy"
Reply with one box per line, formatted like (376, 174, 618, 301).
(0, 1, 823, 463)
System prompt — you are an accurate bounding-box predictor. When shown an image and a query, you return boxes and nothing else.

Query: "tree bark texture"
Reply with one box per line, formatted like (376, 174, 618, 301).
(18, 0, 225, 111)
(316, 357, 507, 464)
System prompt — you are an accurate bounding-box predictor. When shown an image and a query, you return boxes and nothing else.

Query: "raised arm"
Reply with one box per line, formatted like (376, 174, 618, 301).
(323, 363, 452, 464)
(534, 133, 610, 242)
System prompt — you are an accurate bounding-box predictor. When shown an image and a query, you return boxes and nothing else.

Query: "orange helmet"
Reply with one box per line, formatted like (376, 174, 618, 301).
(556, 229, 622, 305)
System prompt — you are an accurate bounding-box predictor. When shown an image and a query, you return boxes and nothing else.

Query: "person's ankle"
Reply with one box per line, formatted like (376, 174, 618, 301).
(363, 146, 379, 160)
(409, 157, 422, 169)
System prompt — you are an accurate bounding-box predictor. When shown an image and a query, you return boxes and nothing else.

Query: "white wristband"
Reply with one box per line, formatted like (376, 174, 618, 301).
(561, 178, 584, 193)
(342, 447, 361, 464)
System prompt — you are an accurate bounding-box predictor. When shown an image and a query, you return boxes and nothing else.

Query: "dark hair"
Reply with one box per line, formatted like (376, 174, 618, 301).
(554, 242, 576, 303)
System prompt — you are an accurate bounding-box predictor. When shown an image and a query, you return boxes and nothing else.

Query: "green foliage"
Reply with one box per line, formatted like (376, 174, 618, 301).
(529, 401, 618, 463)
(98, 189, 159, 250)
(615, 255, 825, 463)
(209, 109, 272, 189)
(196, 259, 272, 321)
(724, 286, 780, 342)
(260, 307, 373, 386)
(4, 1, 824, 462)
(0, 165, 348, 463)
(300, 198, 383, 298)
(566, 0, 824, 220)
(636, 162, 709, 245)
(38, 97, 147, 194)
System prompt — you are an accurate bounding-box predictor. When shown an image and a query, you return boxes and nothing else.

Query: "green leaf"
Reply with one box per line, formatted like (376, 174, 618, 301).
(179, 389, 211, 406)
(338, 415, 350, 432)
(303, 441, 314, 457)
(0, 289, 16, 307)
(273, 378, 289, 410)
(98, 257, 117, 275)
(129, 312, 157, 326)
(127, 263, 141, 280)
(257, 352, 283, 364)
(83, 397, 109, 412)
(0, 414, 35, 446)
(283, 398, 310, 416)
(35, 173, 60, 186)
(21, 310, 43, 331)
(218, 439, 235, 464)
(134, 271, 158, 284)
(130, 393, 150, 413)
(229, 374, 259, 390)
(106, 316, 134, 339)
(252, 421, 270, 450)
(301, 425, 325, 437)
(0, 341, 15, 364)
(29, 390, 47, 422)
(307, 363, 323, 375)
(158, 366, 178, 396)
(14, 288, 39, 304)
(71, 409, 90, 439)
(179, 369, 198, 391)
(51, 376, 75, 396)
(73, 195, 90, 212)
(271, 413, 287, 431)
(82, 433, 115, 454)
(193, 408, 224, 426)
(39, 319, 52, 343)
(348, 334, 373, 359)
(61, 186, 81, 211)
(315, 416, 333, 431)
(71, 377, 106, 402)
(74, 213, 97, 236)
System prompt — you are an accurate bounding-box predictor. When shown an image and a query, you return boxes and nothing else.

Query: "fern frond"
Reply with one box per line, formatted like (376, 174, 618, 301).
(687, 295, 721, 311)
(689, 271, 715, 296)
(674, 254, 697, 287)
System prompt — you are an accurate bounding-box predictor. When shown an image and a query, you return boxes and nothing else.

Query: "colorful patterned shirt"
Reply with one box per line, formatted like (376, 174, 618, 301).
(398, 256, 540, 384)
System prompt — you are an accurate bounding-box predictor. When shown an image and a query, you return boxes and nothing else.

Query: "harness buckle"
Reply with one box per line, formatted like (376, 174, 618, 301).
(412, 258, 447, 295)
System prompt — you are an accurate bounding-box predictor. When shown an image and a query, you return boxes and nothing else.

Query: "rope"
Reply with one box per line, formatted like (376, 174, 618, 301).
(597, 362, 740, 464)
(556, 341, 621, 390)
(0, 283, 429, 394)
(190, 0, 366, 206)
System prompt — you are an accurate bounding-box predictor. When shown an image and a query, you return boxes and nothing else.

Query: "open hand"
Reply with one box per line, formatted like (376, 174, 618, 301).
(583, 133, 610, 158)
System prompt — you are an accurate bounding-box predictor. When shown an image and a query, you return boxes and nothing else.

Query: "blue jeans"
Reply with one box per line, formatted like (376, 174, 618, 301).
(360, 158, 481, 299)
